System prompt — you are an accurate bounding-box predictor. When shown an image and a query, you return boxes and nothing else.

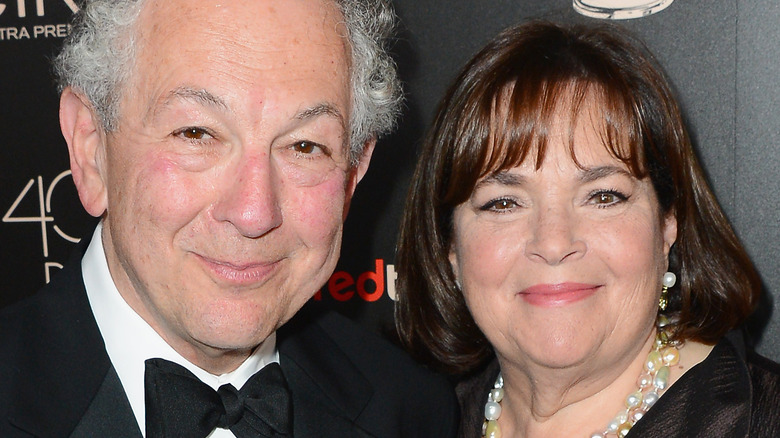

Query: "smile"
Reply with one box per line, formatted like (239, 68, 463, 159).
(194, 254, 282, 287)
(518, 282, 600, 307)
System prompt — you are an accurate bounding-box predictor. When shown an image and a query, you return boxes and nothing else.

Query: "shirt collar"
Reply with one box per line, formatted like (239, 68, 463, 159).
(82, 222, 279, 436)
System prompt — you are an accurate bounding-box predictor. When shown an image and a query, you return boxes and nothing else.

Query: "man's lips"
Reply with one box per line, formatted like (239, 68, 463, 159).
(518, 282, 600, 307)
(195, 254, 282, 286)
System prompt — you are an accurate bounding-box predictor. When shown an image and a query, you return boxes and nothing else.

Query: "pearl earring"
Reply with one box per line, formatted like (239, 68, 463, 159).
(659, 271, 676, 311)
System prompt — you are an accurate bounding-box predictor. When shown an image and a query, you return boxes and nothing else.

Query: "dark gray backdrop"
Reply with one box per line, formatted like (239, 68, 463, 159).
(1, 0, 778, 361)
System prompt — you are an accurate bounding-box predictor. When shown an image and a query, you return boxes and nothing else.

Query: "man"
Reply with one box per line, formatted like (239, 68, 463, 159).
(0, 0, 457, 437)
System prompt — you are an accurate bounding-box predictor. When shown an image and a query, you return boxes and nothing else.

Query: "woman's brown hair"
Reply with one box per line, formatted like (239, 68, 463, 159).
(395, 21, 761, 375)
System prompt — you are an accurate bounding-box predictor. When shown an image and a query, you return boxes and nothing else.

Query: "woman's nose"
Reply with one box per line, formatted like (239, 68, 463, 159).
(524, 205, 586, 265)
(211, 155, 283, 238)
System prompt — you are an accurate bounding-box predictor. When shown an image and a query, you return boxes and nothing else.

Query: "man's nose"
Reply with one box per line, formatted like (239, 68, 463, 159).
(212, 155, 282, 238)
(524, 205, 586, 265)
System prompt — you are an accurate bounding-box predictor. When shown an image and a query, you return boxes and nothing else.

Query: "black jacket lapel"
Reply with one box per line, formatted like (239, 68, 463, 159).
(628, 331, 752, 437)
(70, 367, 140, 438)
(2, 239, 140, 437)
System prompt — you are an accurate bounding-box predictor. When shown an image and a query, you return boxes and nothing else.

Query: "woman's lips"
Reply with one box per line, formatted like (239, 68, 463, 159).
(518, 282, 600, 307)
(195, 254, 281, 286)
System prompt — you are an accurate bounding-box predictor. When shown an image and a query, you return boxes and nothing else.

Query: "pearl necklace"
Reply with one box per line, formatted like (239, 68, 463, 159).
(482, 316, 682, 438)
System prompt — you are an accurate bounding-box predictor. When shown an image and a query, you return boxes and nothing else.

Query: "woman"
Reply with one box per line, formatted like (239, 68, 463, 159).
(396, 22, 780, 437)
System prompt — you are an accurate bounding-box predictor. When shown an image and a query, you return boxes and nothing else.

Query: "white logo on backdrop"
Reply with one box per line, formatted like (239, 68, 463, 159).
(0, 0, 78, 41)
(573, 0, 674, 20)
(0, 0, 78, 17)
(3, 170, 81, 283)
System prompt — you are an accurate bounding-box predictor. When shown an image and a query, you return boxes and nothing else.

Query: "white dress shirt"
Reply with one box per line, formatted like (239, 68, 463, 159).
(82, 223, 280, 437)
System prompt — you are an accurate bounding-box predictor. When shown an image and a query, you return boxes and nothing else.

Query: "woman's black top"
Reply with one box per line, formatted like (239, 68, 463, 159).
(455, 331, 780, 437)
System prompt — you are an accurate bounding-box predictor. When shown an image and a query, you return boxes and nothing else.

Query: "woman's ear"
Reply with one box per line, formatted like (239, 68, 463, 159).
(59, 88, 108, 217)
(448, 245, 461, 284)
(662, 210, 678, 257)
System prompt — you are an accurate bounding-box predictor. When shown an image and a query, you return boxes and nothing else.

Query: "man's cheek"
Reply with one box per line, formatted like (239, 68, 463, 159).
(138, 159, 207, 222)
(293, 178, 347, 236)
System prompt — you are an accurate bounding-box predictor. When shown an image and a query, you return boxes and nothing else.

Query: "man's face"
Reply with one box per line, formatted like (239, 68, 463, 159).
(88, 0, 362, 368)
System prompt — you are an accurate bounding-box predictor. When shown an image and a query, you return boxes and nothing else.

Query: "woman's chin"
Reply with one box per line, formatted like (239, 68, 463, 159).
(499, 327, 606, 371)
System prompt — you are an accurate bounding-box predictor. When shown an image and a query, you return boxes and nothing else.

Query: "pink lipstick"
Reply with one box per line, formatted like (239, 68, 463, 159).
(519, 282, 600, 307)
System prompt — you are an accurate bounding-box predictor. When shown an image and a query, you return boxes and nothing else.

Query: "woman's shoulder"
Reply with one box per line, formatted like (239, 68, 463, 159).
(747, 348, 780, 380)
(746, 349, 780, 434)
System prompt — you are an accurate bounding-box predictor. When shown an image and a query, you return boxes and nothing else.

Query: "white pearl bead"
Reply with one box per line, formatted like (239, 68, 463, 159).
(645, 351, 662, 372)
(662, 272, 676, 288)
(630, 409, 644, 423)
(644, 391, 660, 407)
(626, 391, 643, 408)
(637, 371, 653, 389)
(485, 401, 502, 421)
(662, 346, 680, 366)
(490, 387, 504, 403)
(654, 366, 670, 390)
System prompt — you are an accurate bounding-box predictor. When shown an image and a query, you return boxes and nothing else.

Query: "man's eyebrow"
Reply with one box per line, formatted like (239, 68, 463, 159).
(148, 86, 231, 121)
(295, 103, 345, 126)
(578, 165, 632, 183)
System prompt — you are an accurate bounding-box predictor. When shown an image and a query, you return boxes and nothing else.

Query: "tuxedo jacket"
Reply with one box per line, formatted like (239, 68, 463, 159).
(0, 246, 458, 438)
(455, 331, 780, 438)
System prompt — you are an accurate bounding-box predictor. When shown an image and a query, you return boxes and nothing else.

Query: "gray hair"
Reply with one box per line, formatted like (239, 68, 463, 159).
(54, 0, 402, 163)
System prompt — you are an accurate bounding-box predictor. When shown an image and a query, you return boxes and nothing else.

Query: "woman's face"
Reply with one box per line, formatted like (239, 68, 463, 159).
(448, 103, 677, 372)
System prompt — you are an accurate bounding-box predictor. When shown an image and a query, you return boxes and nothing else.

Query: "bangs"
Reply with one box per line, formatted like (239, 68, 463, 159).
(443, 75, 649, 206)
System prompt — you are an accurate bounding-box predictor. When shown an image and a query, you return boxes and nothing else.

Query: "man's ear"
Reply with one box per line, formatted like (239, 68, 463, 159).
(342, 138, 376, 219)
(59, 87, 108, 217)
(353, 137, 375, 186)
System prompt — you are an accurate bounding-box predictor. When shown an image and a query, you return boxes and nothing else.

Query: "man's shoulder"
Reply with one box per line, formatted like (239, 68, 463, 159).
(0, 257, 88, 344)
(0, 255, 108, 372)
(278, 306, 459, 437)
(320, 310, 438, 375)
(0, 259, 113, 436)
(281, 306, 451, 387)
(0, 275, 72, 360)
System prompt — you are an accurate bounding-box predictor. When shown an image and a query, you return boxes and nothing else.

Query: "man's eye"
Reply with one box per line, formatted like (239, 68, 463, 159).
(292, 141, 318, 154)
(174, 127, 212, 140)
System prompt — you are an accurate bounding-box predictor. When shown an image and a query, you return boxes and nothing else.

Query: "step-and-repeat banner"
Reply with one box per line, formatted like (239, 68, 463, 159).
(2, 0, 779, 360)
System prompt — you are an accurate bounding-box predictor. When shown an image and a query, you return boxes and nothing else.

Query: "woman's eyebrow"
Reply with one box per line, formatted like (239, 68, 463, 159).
(578, 165, 631, 183)
(476, 171, 526, 189)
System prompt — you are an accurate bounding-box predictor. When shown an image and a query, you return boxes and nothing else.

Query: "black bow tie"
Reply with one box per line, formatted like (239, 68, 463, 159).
(144, 358, 293, 438)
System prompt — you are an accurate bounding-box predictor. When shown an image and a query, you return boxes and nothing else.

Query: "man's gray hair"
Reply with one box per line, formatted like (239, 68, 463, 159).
(54, 0, 402, 163)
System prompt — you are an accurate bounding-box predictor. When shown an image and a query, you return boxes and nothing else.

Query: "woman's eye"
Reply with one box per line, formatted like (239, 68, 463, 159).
(590, 190, 628, 206)
(480, 198, 519, 211)
(174, 127, 212, 141)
